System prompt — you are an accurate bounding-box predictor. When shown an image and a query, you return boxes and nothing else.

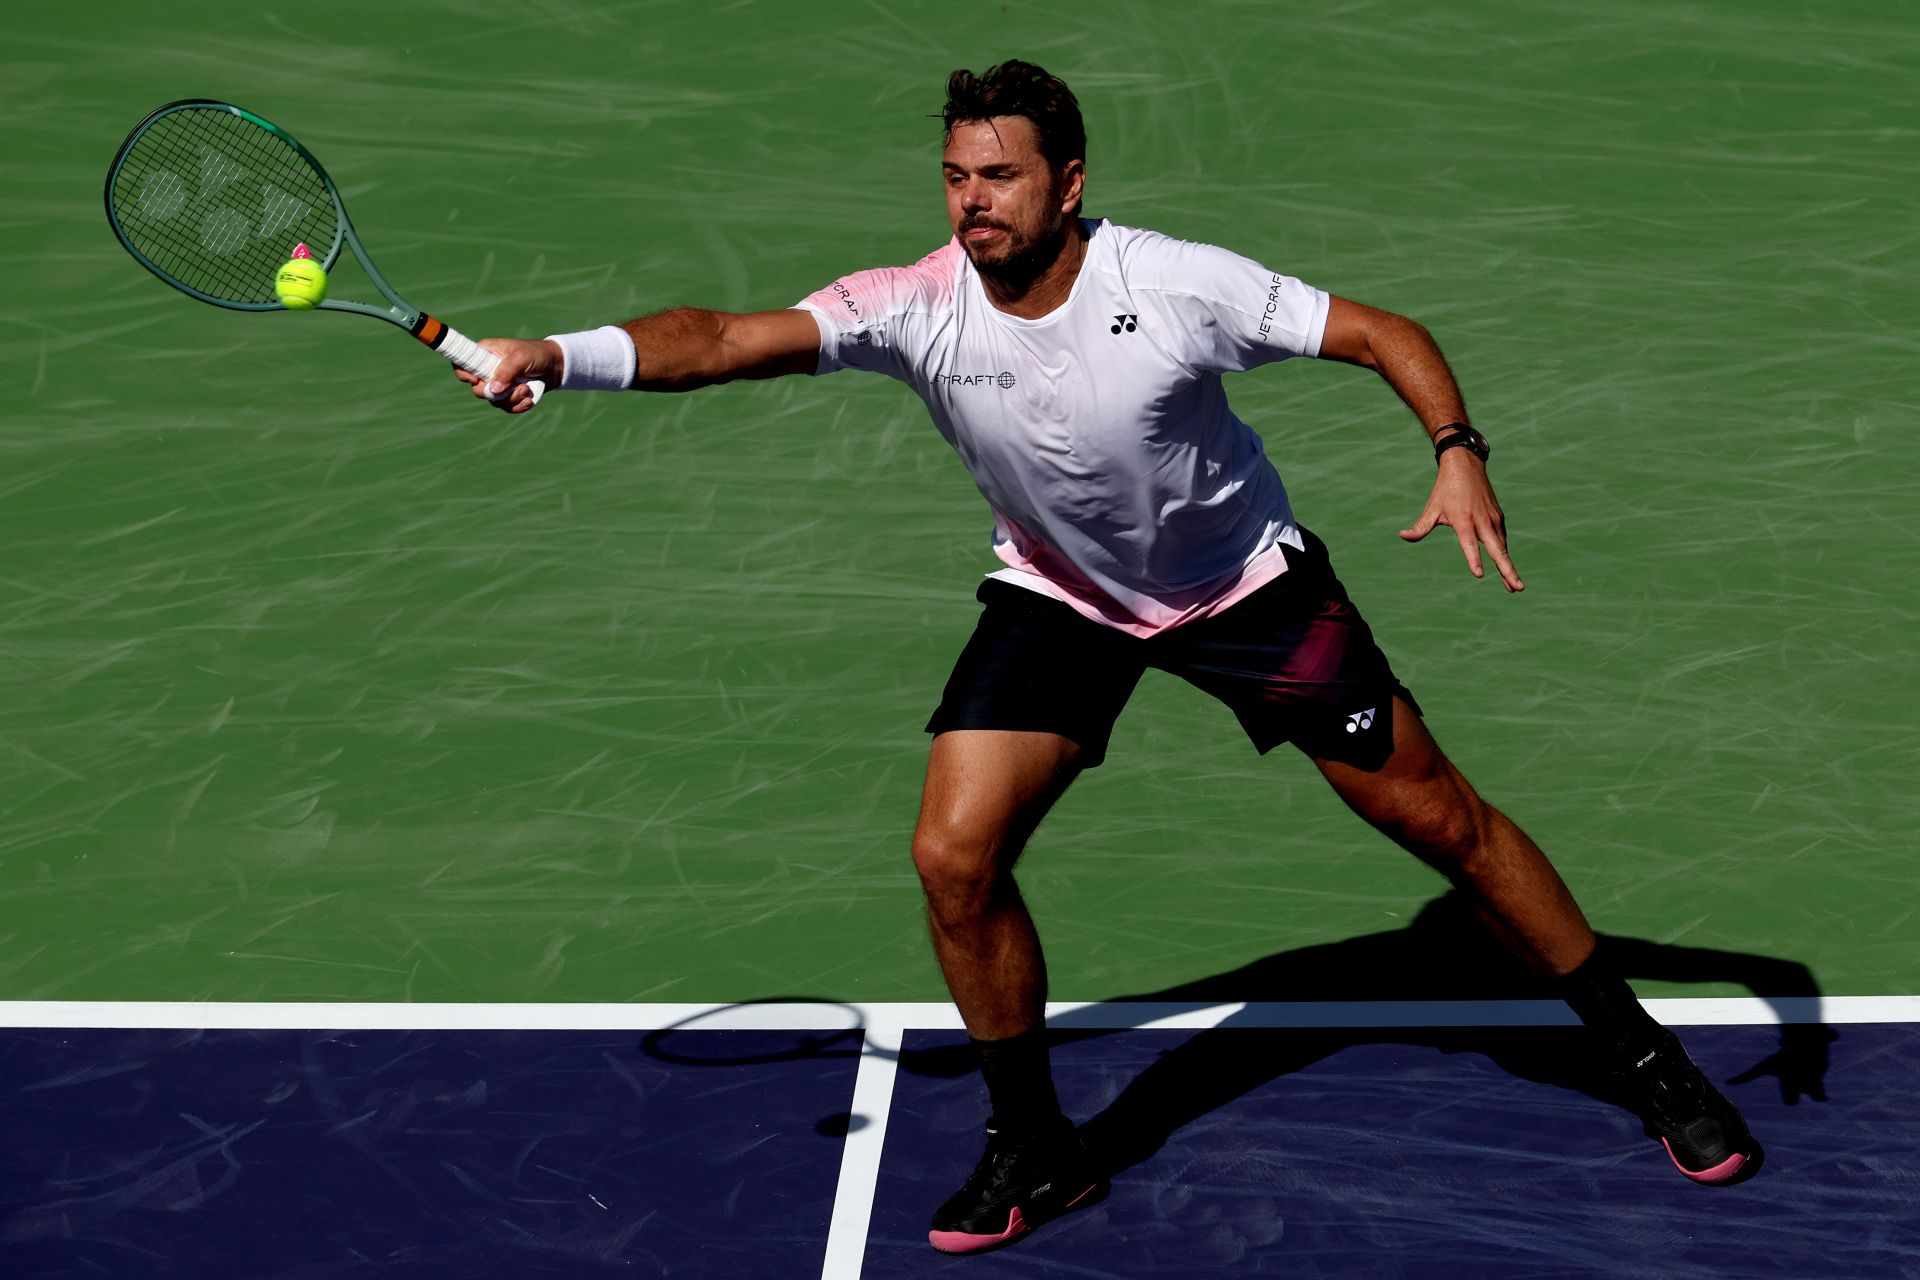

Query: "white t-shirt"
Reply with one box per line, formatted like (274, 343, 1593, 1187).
(795, 219, 1330, 637)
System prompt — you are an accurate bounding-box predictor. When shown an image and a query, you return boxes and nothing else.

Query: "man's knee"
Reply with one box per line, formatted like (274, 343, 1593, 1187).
(1415, 794, 1489, 865)
(911, 821, 1015, 914)
(1384, 779, 1492, 872)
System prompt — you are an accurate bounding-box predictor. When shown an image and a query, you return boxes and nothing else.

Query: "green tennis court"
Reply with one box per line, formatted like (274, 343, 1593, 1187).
(9, 0, 1913, 1005)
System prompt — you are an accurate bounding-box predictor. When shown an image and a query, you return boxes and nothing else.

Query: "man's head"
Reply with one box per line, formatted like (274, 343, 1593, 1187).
(941, 61, 1086, 275)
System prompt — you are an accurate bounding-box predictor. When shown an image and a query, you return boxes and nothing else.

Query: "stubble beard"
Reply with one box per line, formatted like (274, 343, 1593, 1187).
(961, 214, 1071, 290)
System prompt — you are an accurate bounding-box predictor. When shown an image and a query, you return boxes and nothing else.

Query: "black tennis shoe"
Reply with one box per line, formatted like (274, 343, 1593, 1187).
(928, 1117, 1107, 1255)
(1609, 1029, 1762, 1185)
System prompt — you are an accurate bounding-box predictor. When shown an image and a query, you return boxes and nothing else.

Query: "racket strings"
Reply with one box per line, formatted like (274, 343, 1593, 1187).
(111, 108, 339, 305)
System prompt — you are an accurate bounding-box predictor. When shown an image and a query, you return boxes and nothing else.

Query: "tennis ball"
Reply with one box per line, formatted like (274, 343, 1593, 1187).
(274, 258, 328, 310)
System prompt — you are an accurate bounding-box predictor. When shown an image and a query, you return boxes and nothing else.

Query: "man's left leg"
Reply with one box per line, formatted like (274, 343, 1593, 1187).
(1308, 696, 1761, 1185)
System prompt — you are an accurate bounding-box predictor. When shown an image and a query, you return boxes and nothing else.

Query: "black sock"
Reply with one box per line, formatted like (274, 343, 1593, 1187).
(973, 1027, 1064, 1136)
(1556, 950, 1664, 1058)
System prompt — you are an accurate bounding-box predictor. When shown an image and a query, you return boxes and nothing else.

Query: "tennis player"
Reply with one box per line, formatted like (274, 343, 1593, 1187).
(459, 60, 1761, 1255)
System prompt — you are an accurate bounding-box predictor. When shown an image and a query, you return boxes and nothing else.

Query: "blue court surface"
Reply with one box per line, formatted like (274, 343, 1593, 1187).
(4, 1007, 1916, 1278)
(1, 1026, 852, 1278)
(867, 1022, 1917, 1278)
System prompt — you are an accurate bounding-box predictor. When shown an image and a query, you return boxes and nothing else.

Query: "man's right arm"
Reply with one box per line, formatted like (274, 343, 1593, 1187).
(456, 307, 821, 413)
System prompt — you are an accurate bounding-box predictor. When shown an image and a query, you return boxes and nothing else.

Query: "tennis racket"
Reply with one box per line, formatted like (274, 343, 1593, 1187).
(105, 99, 541, 401)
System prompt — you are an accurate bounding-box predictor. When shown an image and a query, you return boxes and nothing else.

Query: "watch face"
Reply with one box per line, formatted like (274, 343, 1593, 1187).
(1436, 427, 1489, 461)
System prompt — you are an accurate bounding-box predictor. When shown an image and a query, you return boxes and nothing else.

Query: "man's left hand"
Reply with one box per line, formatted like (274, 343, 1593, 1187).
(1399, 453, 1525, 592)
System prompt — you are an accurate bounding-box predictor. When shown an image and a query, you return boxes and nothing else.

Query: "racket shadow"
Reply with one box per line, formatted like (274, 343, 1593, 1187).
(637, 999, 870, 1067)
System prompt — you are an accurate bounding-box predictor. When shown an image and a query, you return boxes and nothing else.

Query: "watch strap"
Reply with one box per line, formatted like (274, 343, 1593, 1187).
(1433, 424, 1489, 464)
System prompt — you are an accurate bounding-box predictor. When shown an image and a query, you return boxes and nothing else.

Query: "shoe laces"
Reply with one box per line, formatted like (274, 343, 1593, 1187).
(956, 1124, 1060, 1200)
(1622, 1038, 1717, 1128)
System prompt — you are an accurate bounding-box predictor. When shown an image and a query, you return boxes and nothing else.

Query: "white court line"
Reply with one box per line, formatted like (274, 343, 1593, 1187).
(3, 995, 1915, 1030)
(4, 996, 1915, 1280)
(818, 1014, 901, 1280)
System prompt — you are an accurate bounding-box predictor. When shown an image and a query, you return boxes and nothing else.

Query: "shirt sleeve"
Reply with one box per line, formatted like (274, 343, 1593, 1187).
(1121, 233, 1330, 375)
(791, 245, 958, 381)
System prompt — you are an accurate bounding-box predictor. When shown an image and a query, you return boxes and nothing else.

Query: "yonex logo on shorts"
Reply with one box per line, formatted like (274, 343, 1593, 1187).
(1345, 707, 1376, 733)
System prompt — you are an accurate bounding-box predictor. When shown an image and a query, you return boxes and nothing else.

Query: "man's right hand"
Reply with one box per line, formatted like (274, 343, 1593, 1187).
(454, 338, 561, 414)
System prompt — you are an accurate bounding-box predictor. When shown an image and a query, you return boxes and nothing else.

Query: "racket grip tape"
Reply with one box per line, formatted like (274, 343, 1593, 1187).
(413, 314, 546, 405)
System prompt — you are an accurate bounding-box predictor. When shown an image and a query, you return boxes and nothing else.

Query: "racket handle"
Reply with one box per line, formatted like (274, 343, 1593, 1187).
(418, 317, 546, 405)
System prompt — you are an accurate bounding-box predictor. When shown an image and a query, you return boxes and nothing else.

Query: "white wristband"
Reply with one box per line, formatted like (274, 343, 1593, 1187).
(546, 325, 638, 392)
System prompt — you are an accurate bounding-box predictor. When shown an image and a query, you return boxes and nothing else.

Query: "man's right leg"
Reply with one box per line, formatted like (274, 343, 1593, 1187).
(912, 728, 1081, 1041)
(911, 729, 1108, 1254)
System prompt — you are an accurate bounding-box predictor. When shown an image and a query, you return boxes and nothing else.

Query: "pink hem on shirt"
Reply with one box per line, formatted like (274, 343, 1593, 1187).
(988, 539, 1295, 638)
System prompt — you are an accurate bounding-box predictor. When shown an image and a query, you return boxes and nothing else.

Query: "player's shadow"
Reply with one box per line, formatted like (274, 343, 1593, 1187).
(900, 890, 1834, 1182)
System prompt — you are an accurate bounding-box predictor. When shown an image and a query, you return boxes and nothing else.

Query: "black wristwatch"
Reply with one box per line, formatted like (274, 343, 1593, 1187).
(1433, 423, 1490, 465)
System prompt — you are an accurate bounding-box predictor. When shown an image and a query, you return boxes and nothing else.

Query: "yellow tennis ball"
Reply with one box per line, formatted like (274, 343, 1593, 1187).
(274, 259, 328, 310)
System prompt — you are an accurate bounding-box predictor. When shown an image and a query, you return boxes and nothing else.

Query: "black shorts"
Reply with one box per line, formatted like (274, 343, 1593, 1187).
(925, 529, 1418, 771)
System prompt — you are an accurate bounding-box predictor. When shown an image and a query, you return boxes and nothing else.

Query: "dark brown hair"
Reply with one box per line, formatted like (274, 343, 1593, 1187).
(942, 60, 1087, 172)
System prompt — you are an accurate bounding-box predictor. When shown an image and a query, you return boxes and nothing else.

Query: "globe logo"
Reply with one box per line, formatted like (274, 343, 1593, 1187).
(996, 371, 1017, 389)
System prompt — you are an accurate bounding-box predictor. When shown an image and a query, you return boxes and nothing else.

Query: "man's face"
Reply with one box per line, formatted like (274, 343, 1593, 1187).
(943, 116, 1082, 273)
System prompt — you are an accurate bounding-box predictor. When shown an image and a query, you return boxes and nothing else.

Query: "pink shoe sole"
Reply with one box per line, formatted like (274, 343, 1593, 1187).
(928, 1181, 1104, 1255)
(930, 1206, 1028, 1255)
(1663, 1138, 1748, 1185)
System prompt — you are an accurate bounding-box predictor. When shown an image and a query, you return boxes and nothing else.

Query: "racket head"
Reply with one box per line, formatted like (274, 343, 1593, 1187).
(105, 100, 350, 313)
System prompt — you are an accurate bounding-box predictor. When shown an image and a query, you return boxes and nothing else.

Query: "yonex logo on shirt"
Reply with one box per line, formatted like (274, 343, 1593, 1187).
(1110, 314, 1138, 334)
(932, 371, 1016, 389)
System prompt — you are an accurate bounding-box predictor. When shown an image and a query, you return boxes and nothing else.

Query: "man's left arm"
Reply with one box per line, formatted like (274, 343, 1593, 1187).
(1318, 296, 1524, 592)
